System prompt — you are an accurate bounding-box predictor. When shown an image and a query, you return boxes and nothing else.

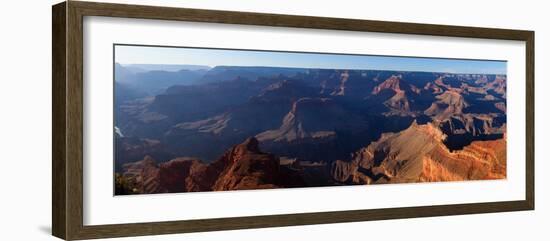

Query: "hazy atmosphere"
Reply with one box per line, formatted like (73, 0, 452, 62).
(115, 45, 507, 74)
(113, 45, 507, 195)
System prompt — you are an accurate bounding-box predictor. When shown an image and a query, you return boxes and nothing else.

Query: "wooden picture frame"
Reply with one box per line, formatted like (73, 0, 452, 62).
(52, 1, 534, 240)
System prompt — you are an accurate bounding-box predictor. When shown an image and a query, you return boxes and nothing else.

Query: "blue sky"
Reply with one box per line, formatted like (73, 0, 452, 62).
(115, 45, 507, 75)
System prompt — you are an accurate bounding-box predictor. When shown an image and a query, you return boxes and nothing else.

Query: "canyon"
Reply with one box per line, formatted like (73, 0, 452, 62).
(114, 65, 507, 195)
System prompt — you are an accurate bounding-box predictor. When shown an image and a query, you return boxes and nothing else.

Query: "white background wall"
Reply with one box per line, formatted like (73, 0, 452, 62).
(0, 0, 547, 240)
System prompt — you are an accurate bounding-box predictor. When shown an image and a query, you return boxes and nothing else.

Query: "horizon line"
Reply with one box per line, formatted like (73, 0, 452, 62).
(115, 43, 507, 75)
(116, 62, 507, 76)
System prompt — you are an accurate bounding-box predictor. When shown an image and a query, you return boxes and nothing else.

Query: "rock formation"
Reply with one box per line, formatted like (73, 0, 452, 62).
(118, 137, 281, 194)
(330, 121, 506, 184)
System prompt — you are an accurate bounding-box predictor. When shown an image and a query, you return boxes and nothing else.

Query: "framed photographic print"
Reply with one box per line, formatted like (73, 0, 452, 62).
(52, 1, 534, 240)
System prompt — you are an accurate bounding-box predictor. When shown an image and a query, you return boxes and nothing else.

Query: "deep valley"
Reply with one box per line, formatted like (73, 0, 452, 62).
(114, 64, 507, 195)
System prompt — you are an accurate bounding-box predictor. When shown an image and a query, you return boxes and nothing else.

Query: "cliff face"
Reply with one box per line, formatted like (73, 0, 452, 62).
(118, 137, 281, 194)
(212, 137, 280, 190)
(118, 122, 506, 195)
(119, 156, 211, 194)
(256, 97, 362, 142)
(424, 90, 469, 120)
(330, 121, 506, 185)
(423, 137, 506, 181)
(372, 75, 403, 94)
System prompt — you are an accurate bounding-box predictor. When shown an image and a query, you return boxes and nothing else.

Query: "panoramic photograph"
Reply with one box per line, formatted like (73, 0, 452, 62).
(113, 45, 507, 195)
